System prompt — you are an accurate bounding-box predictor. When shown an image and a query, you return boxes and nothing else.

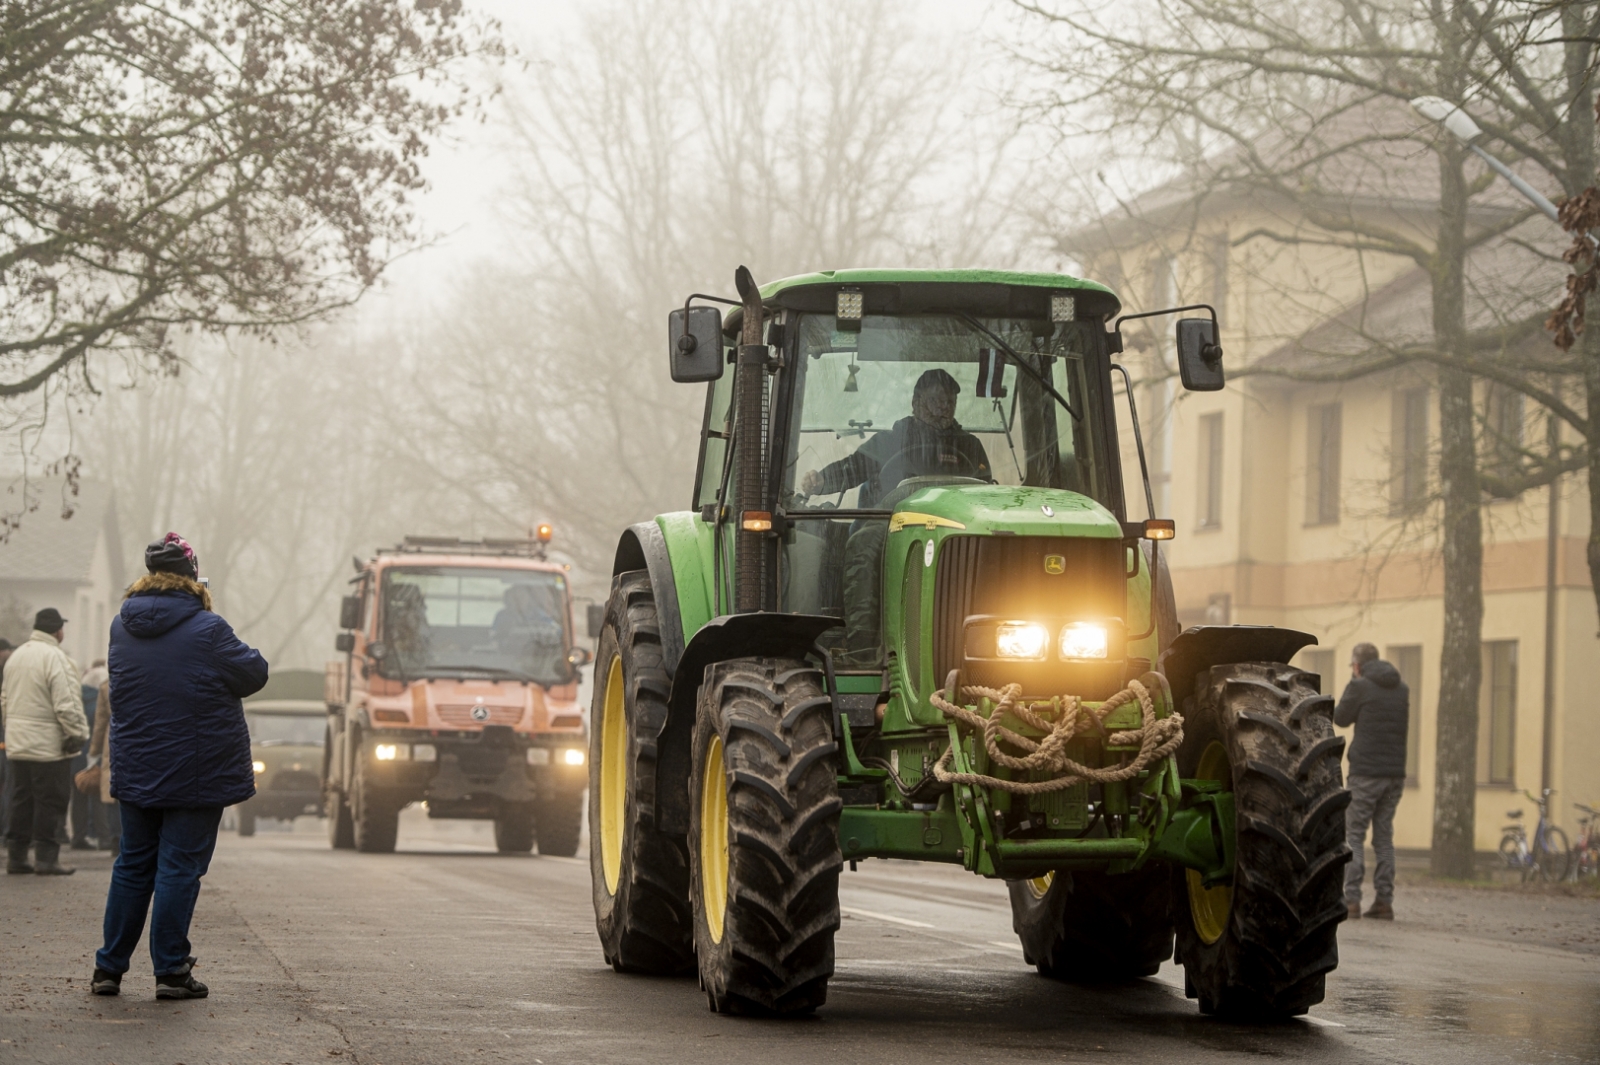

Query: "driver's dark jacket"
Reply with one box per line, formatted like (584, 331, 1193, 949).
(813, 416, 990, 507)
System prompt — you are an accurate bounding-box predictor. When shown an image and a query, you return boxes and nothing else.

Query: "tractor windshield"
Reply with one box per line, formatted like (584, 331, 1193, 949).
(378, 566, 570, 684)
(783, 313, 1111, 510)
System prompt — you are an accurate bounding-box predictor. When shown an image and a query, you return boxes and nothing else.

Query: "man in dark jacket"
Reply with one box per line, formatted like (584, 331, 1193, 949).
(91, 534, 268, 1000)
(1335, 642, 1409, 921)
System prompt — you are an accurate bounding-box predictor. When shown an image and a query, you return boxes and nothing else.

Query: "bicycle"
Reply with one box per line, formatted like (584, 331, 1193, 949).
(1499, 789, 1571, 883)
(1572, 802, 1600, 880)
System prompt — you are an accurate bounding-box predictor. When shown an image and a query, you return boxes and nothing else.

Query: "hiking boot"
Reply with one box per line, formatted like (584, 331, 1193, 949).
(1346, 902, 1362, 920)
(1365, 899, 1395, 920)
(91, 969, 122, 996)
(6, 843, 33, 875)
(32, 843, 74, 876)
(155, 972, 209, 1000)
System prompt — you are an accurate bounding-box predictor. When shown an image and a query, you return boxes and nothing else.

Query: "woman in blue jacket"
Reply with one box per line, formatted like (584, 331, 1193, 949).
(91, 534, 268, 1000)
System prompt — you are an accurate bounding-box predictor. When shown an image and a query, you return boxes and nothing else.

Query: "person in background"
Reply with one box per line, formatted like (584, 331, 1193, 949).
(84, 670, 119, 856)
(71, 660, 109, 849)
(0, 638, 14, 832)
(1336, 641, 1410, 921)
(2, 609, 89, 875)
(92, 534, 267, 1000)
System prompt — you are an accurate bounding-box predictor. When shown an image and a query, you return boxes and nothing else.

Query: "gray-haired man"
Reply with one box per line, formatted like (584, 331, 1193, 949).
(1335, 642, 1409, 920)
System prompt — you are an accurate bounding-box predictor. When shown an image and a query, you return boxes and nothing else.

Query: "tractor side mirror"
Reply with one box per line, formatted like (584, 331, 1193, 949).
(1176, 318, 1224, 391)
(334, 632, 355, 653)
(586, 603, 605, 639)
(668, 305, 724, 382)
(339, 595, 362, 630)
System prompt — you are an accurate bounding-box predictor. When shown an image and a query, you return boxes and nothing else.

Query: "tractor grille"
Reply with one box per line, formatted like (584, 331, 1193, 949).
(269, 770, 320, 792)
(932, 535, 1126, 695)
(437, 704, 524, 727)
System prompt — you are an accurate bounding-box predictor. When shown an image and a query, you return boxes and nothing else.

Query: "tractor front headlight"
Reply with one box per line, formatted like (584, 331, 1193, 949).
(1059, 622, 1109, 660)
(995, 621, 1050, 660)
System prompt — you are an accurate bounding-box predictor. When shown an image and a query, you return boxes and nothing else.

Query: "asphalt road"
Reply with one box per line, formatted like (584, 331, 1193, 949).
(3, 811, 1597, 1065)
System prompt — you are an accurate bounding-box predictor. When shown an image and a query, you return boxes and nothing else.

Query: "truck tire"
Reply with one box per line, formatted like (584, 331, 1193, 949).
(237, 806, 257, 837)
(536, 789, 583, 857)
(1173, 663, 1351, 1018)
(1008, 867, 1172, 980)
(352, 760, 400, 854)
(495, 804, 535, 853)
(589, 570, 694, 975)
(689, 658, 841, 1016)
(327, 791, 355, 849)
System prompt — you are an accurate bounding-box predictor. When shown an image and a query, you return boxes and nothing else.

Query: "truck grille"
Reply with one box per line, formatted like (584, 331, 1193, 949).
(933, 534, 1125, 694)
(269, 770, 320, 792)
(437, 704, 524, 727)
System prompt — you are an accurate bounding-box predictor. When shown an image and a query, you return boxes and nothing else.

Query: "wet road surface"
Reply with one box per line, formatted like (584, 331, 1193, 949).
(3, 811, 1597, 1064)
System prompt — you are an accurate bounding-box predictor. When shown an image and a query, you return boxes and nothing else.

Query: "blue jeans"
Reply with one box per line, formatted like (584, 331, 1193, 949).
(96, 804, 223, 976)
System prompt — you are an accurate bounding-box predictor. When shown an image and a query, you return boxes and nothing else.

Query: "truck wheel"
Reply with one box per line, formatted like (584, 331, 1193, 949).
(237, 806, 257, 837)
(1008, 867, 1172, 980)
(536, 789, 583, 857)
(352, 762, 399, 854)
(1173, 663, 1350, 1019)
(327, 790, 355, 849)
(589, 570, 694, 974)
(689, 658, 841, 1016)
(495, 804, 535, 853)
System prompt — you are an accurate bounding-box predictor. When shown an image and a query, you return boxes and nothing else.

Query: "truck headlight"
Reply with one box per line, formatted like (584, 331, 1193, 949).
(562, 748, 585, 766)
(374, 743, 403, 762)
(252, 760, 266, 774)
(1059, 622, 1109, 660)
(995, 621, 1049, 660)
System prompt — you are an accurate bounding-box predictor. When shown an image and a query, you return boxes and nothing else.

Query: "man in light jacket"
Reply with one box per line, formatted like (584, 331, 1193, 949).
(2, 608, 89, 875)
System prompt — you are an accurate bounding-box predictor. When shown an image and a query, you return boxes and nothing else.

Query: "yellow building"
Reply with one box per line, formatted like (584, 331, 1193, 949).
(1071, 179, 1598, 852)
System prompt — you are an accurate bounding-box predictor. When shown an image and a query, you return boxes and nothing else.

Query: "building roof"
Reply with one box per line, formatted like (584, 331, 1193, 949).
(0, 479, 124, 588)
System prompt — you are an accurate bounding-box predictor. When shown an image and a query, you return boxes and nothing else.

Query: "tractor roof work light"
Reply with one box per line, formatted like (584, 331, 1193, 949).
(836, 288, 863, 321)
(1051, 294, 1076, 322)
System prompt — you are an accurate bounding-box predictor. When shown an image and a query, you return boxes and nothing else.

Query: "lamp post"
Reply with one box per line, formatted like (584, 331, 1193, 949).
(1410, 95, 1570, 797)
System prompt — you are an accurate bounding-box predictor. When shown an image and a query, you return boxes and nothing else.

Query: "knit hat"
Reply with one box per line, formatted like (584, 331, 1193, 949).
(145, 532, 199, 579)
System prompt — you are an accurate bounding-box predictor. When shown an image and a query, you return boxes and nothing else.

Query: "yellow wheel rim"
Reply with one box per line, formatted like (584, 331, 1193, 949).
(1026, 872, 1054, 900)
(599, 655, 626, 895)
(1185, 740, 1233, 946)
(700, 735, 730, 944)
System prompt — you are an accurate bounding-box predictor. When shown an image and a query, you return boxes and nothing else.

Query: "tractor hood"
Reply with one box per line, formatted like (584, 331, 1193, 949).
(885, 483, 1125, 540)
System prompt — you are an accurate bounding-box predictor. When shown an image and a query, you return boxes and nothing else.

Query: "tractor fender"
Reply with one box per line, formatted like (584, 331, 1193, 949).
(1158, 625, 1318, 702)
(654, 611, 838, 834)
(613, 522, 686, 675)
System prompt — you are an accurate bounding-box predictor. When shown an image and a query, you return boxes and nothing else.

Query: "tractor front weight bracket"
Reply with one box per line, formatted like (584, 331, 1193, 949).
(1149, 782, 1236, 887)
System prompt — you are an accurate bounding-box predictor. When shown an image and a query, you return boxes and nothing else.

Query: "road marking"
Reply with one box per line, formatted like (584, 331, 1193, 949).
(1300, 1014, 1346, 1028)
(987, 940, 1022, 950)
(839, 906, 934, 928)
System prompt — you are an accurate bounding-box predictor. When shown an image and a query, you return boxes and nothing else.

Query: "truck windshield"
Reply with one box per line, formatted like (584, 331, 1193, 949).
(380, 566, 570, 684)
(783, 313, 1111, 510)
(247, 714, 325, 746)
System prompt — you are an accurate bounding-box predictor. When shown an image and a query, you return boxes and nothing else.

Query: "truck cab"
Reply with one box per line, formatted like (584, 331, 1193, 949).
(323, 535, 590, 854)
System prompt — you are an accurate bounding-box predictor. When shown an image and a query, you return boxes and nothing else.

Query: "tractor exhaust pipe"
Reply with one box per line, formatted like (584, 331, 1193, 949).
(732, 266, 767, 613)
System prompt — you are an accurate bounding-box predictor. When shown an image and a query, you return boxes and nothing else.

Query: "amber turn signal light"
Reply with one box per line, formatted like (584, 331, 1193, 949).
(741, 511, 773, 532)
(1145, 519, 1176, 540)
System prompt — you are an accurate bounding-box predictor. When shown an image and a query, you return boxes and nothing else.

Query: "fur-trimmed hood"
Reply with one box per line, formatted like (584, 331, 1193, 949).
(125, 570, 212, 611)
(121, 571, 211, 638)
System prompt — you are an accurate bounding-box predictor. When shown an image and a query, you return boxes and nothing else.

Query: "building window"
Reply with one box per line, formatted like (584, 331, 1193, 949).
(1299, 648, 1335, 695)
(1305, 403, 1342, 526)
(1205, 233, 1229, 328)
(1388, 644, 1423, 786)
(1390, 388, 1429, 516)
(1485, 386, 1526, 499)
(1198, 412, 1224, 529)
(1477, 641, 1517, 786)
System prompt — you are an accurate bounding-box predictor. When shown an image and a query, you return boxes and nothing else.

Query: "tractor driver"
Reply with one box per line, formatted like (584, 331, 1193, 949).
(798, 368, 993, 665)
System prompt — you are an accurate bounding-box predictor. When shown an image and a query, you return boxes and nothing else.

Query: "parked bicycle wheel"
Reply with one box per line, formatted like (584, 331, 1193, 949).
(1534, 826, 1571, 882)
(1498, 834, 1525, 881)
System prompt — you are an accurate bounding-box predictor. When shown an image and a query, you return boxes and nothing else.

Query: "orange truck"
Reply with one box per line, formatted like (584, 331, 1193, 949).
(322, 534, 592, 854)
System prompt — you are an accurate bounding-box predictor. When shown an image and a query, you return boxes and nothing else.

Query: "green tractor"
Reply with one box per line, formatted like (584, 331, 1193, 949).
(588, 267, 1349, 1019)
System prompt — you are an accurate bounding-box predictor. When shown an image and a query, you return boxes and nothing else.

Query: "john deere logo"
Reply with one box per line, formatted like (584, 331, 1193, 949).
(1044, 555, 1065, 575)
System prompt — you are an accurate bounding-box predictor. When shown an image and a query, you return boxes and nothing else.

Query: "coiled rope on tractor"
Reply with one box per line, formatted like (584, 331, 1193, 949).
(928, 670, 1184, 795)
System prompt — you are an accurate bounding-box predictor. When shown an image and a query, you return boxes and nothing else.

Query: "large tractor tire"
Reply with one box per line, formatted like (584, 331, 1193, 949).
(495, 803, 536, 853)
(588, 570, 695, 974)
(1008, 866, 1172, 980)
(352, 757, 400, 854)
(536, 788, 583, 857)
(689, 658, 841, 1016)
(1173, 663, 1350, 1018)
